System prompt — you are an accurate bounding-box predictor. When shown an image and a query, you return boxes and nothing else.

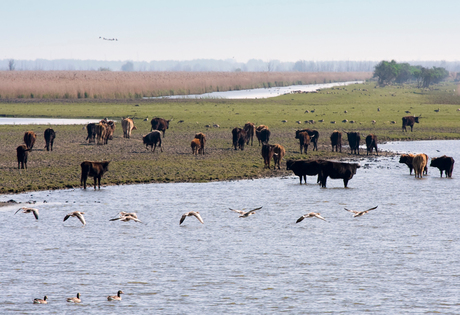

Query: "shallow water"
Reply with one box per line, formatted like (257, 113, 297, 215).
(1, 140, 459, 314)
(0, 118, 100, 125)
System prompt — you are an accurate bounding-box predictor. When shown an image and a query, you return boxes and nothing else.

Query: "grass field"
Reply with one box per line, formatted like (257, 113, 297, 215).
(1, 81, 459, 194)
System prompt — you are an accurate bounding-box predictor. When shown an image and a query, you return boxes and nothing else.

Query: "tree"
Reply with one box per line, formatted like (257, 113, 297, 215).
(292, 60, 307, 72)
(373, 60, 399, 86)
(121, 61, 134, 72)
(8, 59, 15, 71)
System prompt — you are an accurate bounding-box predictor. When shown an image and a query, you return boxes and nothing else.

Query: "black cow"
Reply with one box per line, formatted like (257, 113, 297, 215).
(286, 159, 324, 184)
(319, 161, 360, 188)
(365, 134, 378, 156)
(143, 131, 163, 153)
(232, 127, 247, 150)
(256, 125, 270, 145)
(86, 123, 96, 143)
(80, 160, 110, 189)
(430, 155, 455, 177)
(402, 116, 420, 132)
(44, 128, 56, 151)
(23, 131, 36, 150)
(150, 117, 170, 137)
(295, 131, 311, 154)
(296, 129, 319, 151)
(16, 145, 29, 169)
(330, 131, 342, 152)
(347, 132, 360, 155)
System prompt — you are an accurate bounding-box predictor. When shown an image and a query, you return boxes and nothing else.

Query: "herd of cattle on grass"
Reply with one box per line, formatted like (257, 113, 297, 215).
(14, 115, 455, 190)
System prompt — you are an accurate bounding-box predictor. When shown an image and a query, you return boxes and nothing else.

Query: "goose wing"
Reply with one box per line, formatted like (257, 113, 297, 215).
(365, 206, 378, 212)
(31, 209, 39, 220)
(192, 212, 204, 224)
(314, 213, 326, 221)
(229, 208, 245, 214)
(246, 206, 263, 214)
(296, 215, 306, 223)
(109, 217, 121, 221)
(344, 208, 359, 214)
(180, 213, 187, 225)
(14, 208, 23, 215)
(75, 212, 86, 225)
(63, 213, 71, 222)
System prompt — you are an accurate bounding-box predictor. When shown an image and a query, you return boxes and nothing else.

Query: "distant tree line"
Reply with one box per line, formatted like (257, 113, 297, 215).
(373, 60, 450, 88)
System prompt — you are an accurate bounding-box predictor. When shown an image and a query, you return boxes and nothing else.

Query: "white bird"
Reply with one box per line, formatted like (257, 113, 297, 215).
(229, 206, 263, 218)
(107, 290, 124, 301)
(63, 211, 86, 225)
(180, 211, 204, 225)
(15, 207, 39, 220)
(344, 206, 378, 217)
(66, 293, 81, 303)
(296, 212, 326, 223)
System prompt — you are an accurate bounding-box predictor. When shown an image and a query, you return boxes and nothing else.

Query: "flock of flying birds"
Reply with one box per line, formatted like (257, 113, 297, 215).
(14, 205, 379, 226)
(99, 36, 118, 41)
(33, 290, 124, 305)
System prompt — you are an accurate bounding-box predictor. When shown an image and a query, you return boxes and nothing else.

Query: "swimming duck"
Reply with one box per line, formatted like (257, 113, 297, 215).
(180, 211, 204, 225)
(229, 206, 263, 218)
(15, 207, 39, 220)
(107, 290, 124, 301)
(296, 212, 326, 223)
(63, 211, 86, 225)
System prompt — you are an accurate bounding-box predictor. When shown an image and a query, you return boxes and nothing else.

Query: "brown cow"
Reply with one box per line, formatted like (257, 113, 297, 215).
(365, 134, 378, 156)
(296, 131, 311, 154)
(16, 145, 29, 169)
(104, 120, 115, 142)
(399, 153, 416, 174)
(402, 116, 420, 132)
(244, 122, 256, 146)
(23, 131, 36, 150)
(295, 129, 319, 151)
(143, 131, 163, 152)
(80, 160, 110, 189)
(256, 125, 270, 145)
(413, 153, 427, 178)
(272, 144, 285, 170)
(430, 155, 455, 177)
(194, 132, 206, 155)
(261, 144, 275, 169)
(232, 127, 247, 150)
(191, 138, 201, 155)
(95, 123, 107, 145)
(121, 118, 137, 138)
(330, 131, 342, 152)
(150, 117, 170, 137)
(44, 128, 56, 151)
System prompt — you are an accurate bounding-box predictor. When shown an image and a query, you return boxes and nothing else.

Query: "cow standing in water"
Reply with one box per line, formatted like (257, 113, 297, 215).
(430, 155, 454, 177)
(365, 134, 378, 156)
(286, 159, 324, 184)
(23, 131, 36, 150)
(318, 161, 360, 188)
(80, 161, 110, 189)
(44, 128, 55, 151)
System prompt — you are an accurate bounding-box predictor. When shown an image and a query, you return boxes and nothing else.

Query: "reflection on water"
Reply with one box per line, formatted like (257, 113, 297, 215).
(0, 140, 459, 314)
(0, 118, 101, 125)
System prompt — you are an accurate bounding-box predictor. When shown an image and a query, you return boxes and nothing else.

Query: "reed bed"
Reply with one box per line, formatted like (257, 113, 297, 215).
(0, 71, 371, 99)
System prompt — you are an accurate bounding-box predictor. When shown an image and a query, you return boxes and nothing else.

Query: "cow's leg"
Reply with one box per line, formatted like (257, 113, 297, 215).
(94, 177, 98, 190)
(299, 176, 302, 184)
(343, 179, 349, 188)
(303, 175, 307, 184)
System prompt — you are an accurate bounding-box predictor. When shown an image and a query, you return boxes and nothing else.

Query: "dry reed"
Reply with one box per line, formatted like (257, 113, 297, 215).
(0, 71, 372, 99)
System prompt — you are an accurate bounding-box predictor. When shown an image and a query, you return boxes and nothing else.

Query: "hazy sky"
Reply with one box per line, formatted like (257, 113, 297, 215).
(2, 0, 459, 62)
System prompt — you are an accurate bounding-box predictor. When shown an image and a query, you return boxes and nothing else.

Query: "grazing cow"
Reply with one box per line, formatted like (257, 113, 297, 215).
(286, 159, 324, 184)
(143, 131, 163, 152)
(194, 132, 206, 155)
(95, 123, 107, 145)
(104, 120, 115, 142)
(16, 145, 29, 169)
(121, 117, 137, 138)
(347, 132, 360, 155)
(191, 138, 201, 155)
(44, 128, 55, 151)
(430, 155, 454, 177)
(256, 125, 270, 145)
(365, 134, 378, 156)
(399, 154, 416, 174)
(232, 127, 247, 150)
(261, 144, 275, 169)
(330, 131, 342, 152)
(296, 131, 311, 154)
(23, 131, 36, 150)
(272, 144, 285, 170)
(244, 122, 256, 146)
(80, 160, 110, 189)
(150, 117, 170, 137)
(319, 161, 360, 188)
(413, 153, 427, 178)
(402, 116, 420, 132)
(86, 123, 96, 143)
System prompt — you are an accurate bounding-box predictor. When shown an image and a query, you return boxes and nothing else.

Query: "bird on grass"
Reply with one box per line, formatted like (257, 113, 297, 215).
(180, 211, 204, 225)
(63, 211, 86, 225)
(229, 206, 263, 218)
(33, 296, 48, 304)
(344, 206, 378, 217)
(15, 207, 39, 220)
(66, 293, 81, 303)
(296, 212, 327, 223)
(107, 290, 124, 301)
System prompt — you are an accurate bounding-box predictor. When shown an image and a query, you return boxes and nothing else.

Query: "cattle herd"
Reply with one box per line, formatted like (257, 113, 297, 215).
(13, 115, 455, 189)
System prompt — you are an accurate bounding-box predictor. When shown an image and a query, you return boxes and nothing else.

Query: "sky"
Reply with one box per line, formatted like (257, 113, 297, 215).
(2, 0, 459, 62)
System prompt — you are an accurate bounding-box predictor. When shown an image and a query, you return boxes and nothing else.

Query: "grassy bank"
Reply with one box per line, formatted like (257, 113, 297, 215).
(1, 81, 459, 194)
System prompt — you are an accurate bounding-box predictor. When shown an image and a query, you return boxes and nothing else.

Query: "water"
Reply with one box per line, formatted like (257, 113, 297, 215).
(146, 81, 363, 100)
(0, 118, 101, 125)
(1, 140, 459, 314)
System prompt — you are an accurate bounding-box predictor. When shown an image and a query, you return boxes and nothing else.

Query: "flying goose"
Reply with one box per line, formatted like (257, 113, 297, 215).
(33, 296, 48, 304)
(15, 207, 39, 220)
(344, 206, 378, 217)
(296, 212, 326, 223)
(63, 211, 86, 225)
(110, 214, 142, 223)
(180, 211, 204, 225)
(66, 293, 81, 303)
(229, 206, 263, 218)
(107, 290, 124, 301)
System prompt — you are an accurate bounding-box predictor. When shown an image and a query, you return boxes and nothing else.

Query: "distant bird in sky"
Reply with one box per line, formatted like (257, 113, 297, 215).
(296, 212, 326, 223)
(344, 206, 378, 217)
(15, 207, 39, 220)
(180, 211, 204, 225)
(99, 36, 118, 41)
(63, 211, 86, 225)
(229, 206, 263, 218)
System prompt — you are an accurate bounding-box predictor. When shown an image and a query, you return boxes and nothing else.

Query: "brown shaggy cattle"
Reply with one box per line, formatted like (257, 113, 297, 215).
(86, 123, 96, 143)
(402, 116, 420, 132)
(399, 153, 416, 174)
(430, 155, 454, 177)
(413, 153, 427, 178)
(150, 117, 170, 137)
(318, 161, 360, 188)
(16, 145, 29, 169)
(232, 127, 247, 150)
(194, 132, 206, 154)
(143, 131, 163, 152)
(256, 125, 270, 145)
(121, 117, 137, 138)
(330, 131, 342, 152)
(365, 134, 378, 156)
(23, 131, 36, 150)
(191, 138, 201, 155)
(296, 131, 311, 154)
(272, 144, 285, 170)
(44, 128, 56, 151)
(80, 160, 110, 189)
(95, 123, 107, 145)
(104, 120, 115, 142)
(244, 122, 256, 146)
(286, 159, 324, 184)
(261, 144, 275, 169)
(346, 132, 360, 155)
(295, 129, 319, 151)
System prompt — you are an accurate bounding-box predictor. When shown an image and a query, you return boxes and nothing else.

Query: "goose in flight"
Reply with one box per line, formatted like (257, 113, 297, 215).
(180, 211, 204, 225)
(66, 293, 81, 303)
(15, 207, 39, 220)
(63, 211, 86, 225)
(296, 212, 326, 223)
(229, 206, 263, 218)
(110, 213, 142, 223)
(33, 296, 48, 304)
(107, 290, 124, 301)
(344, 206, 378, 217)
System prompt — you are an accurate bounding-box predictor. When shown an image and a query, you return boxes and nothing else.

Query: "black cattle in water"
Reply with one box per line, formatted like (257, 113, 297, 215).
(16, 145, 29, 169)
(44, 128, 56, 151)
(365, 134, 378, 156)
(430, 155, 455, 177)
(150, 117, 170, 137)
(295, 129, 319, 151)
(232, 127, 247, 150)
(143, 131, 163, 153)
(286, 159, 324, 184)
(80, 160, 110, 189)
(86, 123, 96, 143)
(330, 131, 342, 152)
(402, 116, 420, 132)
(318, 161, 360, 188)
(347, 132, 360, 155)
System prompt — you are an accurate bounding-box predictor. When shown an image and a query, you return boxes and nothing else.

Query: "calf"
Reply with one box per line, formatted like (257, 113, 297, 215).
(347, 132, 360, 155)
(430, 155, 454, 177)
(413, 153, 427, 178)
(402, 116, 420, 132)
(80, 160, 110, 189)
(295, 130, 311, 154)
(319, 161, 360, 188)
(232, 127, 247, 150)
(365, 134, 378, 156)
(330, 131, 342, 152)
(191, 138, 201, 155)
(261, 144, 275, 169)
(286, 159, 324, 184)
(16, 145, 29, 169)
(23, 131, 36, 150)
(272, 144, 285, 170)
(44, 128, 56, 151)
(143, 131, 163, 153)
